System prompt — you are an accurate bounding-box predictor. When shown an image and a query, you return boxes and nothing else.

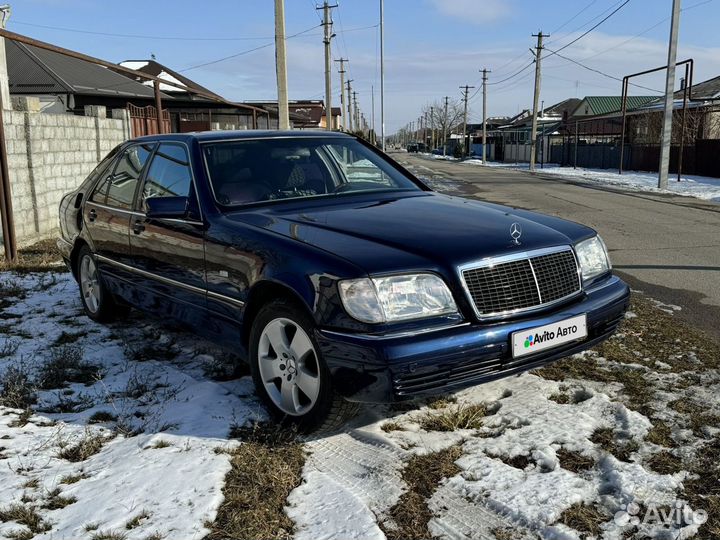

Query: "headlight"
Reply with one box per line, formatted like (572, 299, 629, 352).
(575, 235, 611, 282)
(338, 273, 458, 323)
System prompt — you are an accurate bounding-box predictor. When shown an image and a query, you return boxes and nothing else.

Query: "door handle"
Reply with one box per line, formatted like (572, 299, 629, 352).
(132, 219, 146, 235)
(87, 209, 97, 222)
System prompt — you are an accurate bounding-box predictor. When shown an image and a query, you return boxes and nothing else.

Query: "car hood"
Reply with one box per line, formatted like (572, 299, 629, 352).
(226, 192, 594, 274)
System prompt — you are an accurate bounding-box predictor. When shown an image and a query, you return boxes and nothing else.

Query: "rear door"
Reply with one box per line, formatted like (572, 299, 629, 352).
(83, 143, 154, 279)
(128, 142, 207, 320)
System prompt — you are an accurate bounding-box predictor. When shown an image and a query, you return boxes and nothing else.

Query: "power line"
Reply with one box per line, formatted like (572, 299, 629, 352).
(544, 47, 662, 93)
(8, 19, 377, 42)
(580, 0, 713, 61)
(180, 25, 319, 72)
(487, 61, 534, 86)
(549, 0, 598, 35)
(543, 0, 630, 59)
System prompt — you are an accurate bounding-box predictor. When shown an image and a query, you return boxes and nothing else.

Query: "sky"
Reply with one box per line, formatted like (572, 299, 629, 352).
(10, 0, 720, 133)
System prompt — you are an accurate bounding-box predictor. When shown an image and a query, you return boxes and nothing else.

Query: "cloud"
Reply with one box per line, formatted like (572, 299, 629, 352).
(427, 0, 510, 25)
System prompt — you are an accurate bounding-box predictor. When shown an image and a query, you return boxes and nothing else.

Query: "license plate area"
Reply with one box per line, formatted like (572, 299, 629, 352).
(511, 314, 588, 358)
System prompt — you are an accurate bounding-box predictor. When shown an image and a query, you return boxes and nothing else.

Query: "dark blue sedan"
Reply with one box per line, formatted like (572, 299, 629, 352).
(57, 131, 629, 431)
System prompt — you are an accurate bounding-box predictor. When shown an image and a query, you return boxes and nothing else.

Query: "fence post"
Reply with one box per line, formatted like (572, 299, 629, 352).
(153, 81, 163, 135)
(0, 85, 15, 262)
(573, 120, 580, 169)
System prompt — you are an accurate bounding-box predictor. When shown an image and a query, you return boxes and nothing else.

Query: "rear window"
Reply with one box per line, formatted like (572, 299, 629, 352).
(202, 137, 420, 207)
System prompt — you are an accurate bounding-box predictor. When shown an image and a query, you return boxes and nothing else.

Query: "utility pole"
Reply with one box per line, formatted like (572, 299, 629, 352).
(529, 31, 548, 171)
(334, 58, 347, 131)
(317, 1, 338, 131)
(442, 96, 449, 156)
(379, 0, 385, 151)
(460, 85, 474, 157)
(346, 79, 353, 132)
(352, 91, 359, 131)
(481, 68, 491, 163)
(274, 0, 290, 129)
(430, 106, 435, 150)
(371, 85, 376, 144)
(658, 0, 681, 189)
(424, 110, 429, 151)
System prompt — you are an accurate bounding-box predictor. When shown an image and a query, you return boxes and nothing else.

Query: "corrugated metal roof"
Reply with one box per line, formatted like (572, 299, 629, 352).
(674, 75, 720, 100)
(581, 96, 658, 116)
(7, 41, 165, 99)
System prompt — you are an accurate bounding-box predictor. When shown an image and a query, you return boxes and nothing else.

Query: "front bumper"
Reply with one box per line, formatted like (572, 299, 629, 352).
(317, 275, 630, 402)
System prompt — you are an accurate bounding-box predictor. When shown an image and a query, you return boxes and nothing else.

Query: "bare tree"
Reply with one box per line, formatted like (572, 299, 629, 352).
(422, 99, 465, 148)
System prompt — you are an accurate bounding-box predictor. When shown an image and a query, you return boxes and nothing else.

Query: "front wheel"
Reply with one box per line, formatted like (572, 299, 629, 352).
(249, 298, 357, 432)
(76, 245, 128, 323)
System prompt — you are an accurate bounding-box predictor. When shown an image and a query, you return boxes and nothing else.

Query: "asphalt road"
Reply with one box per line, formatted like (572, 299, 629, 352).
(394, 153, 720, 339)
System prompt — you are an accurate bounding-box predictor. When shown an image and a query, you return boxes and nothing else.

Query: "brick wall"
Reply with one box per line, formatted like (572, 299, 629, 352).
(4, 102, 130, 246)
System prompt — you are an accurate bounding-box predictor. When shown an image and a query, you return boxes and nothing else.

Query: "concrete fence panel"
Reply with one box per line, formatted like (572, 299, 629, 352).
(3, 101, 130, 247)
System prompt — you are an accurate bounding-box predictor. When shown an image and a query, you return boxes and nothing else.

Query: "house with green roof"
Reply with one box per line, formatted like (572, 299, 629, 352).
(570, 96, 659, 118)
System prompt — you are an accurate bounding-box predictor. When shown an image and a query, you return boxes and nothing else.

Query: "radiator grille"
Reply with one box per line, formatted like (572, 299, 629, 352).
(461, 248, 580, 317)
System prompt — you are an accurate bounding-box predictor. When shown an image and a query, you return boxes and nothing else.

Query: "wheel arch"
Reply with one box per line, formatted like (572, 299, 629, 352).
(241, 279, 314, 350)
(69, 239, 90, 280)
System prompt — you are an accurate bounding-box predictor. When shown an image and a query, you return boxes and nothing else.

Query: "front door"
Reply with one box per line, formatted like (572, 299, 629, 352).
(128, 142, 207, 323)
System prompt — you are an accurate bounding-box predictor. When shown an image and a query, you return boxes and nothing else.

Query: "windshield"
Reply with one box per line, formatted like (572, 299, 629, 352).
(202, 137, 422, 207)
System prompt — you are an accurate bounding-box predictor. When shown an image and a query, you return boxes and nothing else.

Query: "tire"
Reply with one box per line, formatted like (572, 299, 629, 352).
(76, 245, 128, 323)
(249, 298, 358, 433)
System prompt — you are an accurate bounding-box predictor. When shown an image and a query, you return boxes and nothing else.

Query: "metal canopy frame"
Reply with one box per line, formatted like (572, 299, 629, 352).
(619, 59, 694, 180)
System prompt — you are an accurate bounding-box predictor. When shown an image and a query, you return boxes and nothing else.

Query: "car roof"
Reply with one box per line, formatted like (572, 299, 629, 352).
(133, 130, 355, 144)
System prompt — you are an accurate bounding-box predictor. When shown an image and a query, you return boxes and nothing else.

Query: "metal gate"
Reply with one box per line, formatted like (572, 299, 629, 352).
(128, 104, 171, 137)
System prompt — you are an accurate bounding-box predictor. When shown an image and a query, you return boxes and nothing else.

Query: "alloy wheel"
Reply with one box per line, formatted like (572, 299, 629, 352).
(79, 254, 100, 314)
(257, 317, 321, 416)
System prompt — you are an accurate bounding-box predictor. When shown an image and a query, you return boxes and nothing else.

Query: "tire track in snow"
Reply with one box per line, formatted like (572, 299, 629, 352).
(289, 423, 536, 540)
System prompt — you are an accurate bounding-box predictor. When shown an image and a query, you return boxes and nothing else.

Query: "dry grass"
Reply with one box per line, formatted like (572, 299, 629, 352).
(644, 419, 677, 448)
(42, 487, 77, 510)
(595, 296, 720, 373)
(0, 239, 65, 274)
(125, 509, 151, 530)
(88, 411, 117, 424)
(57, 430, 109, 462)
(0, 503, 51, 535)
(148, 440, 172, 449)
(591, 428, 639, 463)
(548, 392, 570, 404)
(37, 345, 100, 390)
(0, 363, 36, 409)
(60, 472, 88, 485)
(556, 448, 595, 473)
(669, 397, 720, 438)
(558, 502, 609, 536)
(491, 527, 524, 540)
(205, 423, 305, 540)
(419, 403, 488, 432)
(682, 437, 720, 538)
(90, 530, 127, 540)
(381, 421, 403, 433)
(427, 395, 458, 409)
(381, 445, 463, 540)
(646, 451, 683, 475)
(538, 296, 720, 417)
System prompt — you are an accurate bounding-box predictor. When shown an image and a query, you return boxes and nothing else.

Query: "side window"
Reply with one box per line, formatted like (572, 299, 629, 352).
(327, 144, 392, 185)
(142, 144, 193, 204)
(82, 145, 121, 198)
(91, 144, 153, 208)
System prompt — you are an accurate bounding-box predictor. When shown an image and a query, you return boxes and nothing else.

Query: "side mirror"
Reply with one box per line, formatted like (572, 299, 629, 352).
(146, 196, 189, 219)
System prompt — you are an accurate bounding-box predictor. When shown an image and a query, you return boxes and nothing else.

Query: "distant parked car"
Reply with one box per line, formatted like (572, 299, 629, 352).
(407, 143, 419, 153)
(58, 131, 629, 431)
